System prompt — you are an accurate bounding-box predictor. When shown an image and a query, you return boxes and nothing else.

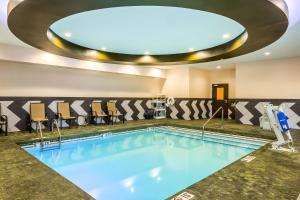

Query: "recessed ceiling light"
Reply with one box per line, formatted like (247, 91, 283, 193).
(264, 52, 271, 56)
(189, 48, 194, 52)
(64, 32, 72, 37)
(101, 47, 107, 51)
(216, 65, 222, 69)
(222, 33, 231, 39)
(86, 50, 98, 56)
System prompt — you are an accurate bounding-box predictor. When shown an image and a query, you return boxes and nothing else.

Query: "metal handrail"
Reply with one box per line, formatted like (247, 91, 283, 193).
(202, 107, 224, 139)
(51, 119, 62, 142)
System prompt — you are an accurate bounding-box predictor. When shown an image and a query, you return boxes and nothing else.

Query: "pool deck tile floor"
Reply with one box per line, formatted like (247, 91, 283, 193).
(0, 119, 299, 200)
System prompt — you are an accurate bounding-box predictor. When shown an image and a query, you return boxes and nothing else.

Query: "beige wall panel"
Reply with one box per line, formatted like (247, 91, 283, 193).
(236, 57, 300, 99)
(161, 68, 190, 97)
(189, 68, 210, 98)
(0, 60, 165, 97)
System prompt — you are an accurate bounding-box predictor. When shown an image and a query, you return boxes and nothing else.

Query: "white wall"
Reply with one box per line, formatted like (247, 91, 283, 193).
(2, 55, 300, 99)
(162, 67, 236, 98)
(236, 57, 300, 99)
(0, 60, 165, 97)
(0, 43, 166, 78)
(161, 68, 190, 97)
(189, 68, 210, 98)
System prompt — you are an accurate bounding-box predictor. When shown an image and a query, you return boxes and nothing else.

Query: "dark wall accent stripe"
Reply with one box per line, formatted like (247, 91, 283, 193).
(0, 97, 152, 132)
(234, 99, 300, 129)
(1, 97, 300, 132)
(167, 98, 212, 120)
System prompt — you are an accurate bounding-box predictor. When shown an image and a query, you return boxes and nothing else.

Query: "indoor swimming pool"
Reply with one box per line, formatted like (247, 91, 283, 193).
(22, 127, 267, 200)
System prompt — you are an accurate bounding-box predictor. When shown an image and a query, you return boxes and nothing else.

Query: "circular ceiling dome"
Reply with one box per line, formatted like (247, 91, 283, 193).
(49, 6, 245, 55)
(7, 0, 289, 65)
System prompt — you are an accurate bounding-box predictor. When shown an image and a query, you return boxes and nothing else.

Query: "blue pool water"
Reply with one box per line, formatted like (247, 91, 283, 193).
(23, 127, 266, 200)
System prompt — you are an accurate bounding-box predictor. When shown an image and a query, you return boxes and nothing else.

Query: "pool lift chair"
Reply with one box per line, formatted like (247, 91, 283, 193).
(260, 103, 296, 152)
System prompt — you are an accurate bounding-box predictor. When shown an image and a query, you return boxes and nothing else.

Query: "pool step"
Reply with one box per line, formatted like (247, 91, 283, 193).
(155, 127, 266, 145)
(155, 129, 264, 150)
(38, 141, 61, 151)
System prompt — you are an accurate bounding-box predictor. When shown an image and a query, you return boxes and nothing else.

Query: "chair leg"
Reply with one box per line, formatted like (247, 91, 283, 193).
(5, 121, 8, 136)
(29, 121, 32, 133)
(46, 120, 49, 131)
(35, 122, 38, 136)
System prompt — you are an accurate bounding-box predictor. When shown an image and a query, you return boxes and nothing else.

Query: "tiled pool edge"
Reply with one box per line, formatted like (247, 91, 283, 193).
(3, 119, 298, 200)
(17, 122, 276, 147)
(16, 124, 159, 146)
(18, 125, 270, 200)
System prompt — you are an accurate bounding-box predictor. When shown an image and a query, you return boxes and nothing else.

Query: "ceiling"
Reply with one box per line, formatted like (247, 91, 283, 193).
(50, 6, 244, 55)
(0, 0, 300, 69)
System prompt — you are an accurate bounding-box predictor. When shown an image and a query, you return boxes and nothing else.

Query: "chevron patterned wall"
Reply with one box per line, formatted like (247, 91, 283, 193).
(167, 98, 236, 120)
(1, 97, 299, 132)
(167, 98, 212, 120)
(0, 97, 231, 132)
(235, 99, 300, 129)
(0, 97, 153, 132)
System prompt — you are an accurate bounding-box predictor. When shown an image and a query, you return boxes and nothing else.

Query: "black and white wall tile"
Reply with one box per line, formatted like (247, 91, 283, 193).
(235, 99, 300, 129)
(0, 97, 152, 132)
(167, 99, 212, 120)
(2, 97, 299, 132)
(227, 99, 236, 120)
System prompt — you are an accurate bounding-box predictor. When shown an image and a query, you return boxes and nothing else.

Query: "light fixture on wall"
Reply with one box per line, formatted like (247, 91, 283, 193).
(86, 50, 98, 57)
(264, 52, 271, 56)
(216, 65, 222, 69)
(144, 51, 150, 55)
(101, 47, 107, 51)
(42, 53, 55, 62)
(188, 48, 194, 52)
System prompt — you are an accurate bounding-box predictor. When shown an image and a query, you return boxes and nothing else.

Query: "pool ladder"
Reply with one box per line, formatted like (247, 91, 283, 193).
(51, 119, 62, 143)
(37, 119, 61, 148)
(202, 107, 224, 139)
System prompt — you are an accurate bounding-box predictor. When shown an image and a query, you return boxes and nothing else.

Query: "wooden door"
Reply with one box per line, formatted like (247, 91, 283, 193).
(212, 84, 228, 118)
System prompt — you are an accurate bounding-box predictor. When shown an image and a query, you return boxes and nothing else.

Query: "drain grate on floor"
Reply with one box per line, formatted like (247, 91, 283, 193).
(171, 192, 195, 200)
(241, 155, 256, 162)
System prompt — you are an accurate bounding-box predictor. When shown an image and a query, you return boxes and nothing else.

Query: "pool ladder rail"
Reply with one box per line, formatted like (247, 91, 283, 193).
(36, 119, 62, 148)
(51, 119, 62, 142)
(202, 107, 224, 139)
